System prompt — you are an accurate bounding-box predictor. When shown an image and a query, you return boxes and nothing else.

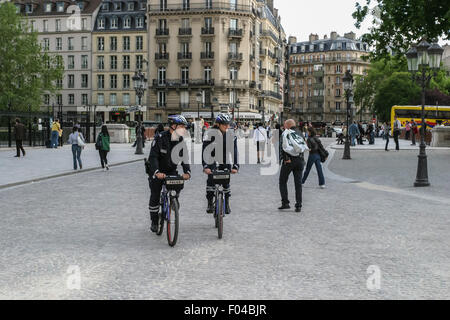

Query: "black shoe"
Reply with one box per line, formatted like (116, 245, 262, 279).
(278, 204, 290, 210)
(207, 200, 214, 214)
(150, 221, 158, 233)
(225, 200, 231, 215)
(14, 155, 19, 157)
(295, 206, 302, 213)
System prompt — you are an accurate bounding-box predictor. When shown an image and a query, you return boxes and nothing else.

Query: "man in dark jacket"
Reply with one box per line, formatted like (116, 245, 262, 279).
(147, 115, 191, 233)
(14, 118, 26, 157)
(202, 113, 239, 215)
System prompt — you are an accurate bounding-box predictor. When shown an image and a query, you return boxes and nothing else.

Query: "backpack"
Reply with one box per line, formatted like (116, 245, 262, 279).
(95, 134, 103, 150)
(314, 137, 329, 163)
(282, 129, 307, 157)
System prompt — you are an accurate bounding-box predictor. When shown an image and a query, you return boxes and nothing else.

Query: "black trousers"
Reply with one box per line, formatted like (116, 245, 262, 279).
(385, 135, 390, 150)
(279, 157, 304, 208)
(149, 171, 177, 223)
(99, 150, 108, 168)
(393, 130, 400, 150)
(16, 139, 25, 157)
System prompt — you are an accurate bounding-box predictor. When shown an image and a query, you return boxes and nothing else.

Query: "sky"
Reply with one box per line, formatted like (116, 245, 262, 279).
(275, 0, 373, 42)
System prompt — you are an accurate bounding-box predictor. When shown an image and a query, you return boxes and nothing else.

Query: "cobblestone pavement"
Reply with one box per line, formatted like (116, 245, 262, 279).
(0, 138, 449, 299)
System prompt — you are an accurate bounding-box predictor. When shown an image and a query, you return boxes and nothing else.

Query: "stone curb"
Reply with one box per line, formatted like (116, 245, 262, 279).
(0, 158, 146, 190)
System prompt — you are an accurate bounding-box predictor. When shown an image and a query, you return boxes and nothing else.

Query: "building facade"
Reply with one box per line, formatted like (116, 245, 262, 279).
(92, 0, 148, 123)
(14, 0, 102, 123)
(147, 0, 285, 123)
(286, 32, 372, 125)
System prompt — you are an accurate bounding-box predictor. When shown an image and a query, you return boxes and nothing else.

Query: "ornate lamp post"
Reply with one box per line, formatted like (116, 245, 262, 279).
(406, 40, 443, 187)
(212, 97, 218, 120)
(132, 70, 148, 155)
(342, 70, 354, 160)
(236, 99, 241, 123)
(196, 90, 202, 120)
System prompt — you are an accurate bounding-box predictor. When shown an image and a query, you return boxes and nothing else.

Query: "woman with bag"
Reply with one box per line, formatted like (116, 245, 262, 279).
(96, 125, 110, 171)
(301, 127, 326, 189)
(67, 126, 85, 170)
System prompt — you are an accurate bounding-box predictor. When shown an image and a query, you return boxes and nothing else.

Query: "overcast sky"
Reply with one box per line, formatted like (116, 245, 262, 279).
(275, 0, 373, 42)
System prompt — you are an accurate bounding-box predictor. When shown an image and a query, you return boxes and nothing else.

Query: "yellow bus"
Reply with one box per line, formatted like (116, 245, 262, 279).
(390, 105, 450, 132)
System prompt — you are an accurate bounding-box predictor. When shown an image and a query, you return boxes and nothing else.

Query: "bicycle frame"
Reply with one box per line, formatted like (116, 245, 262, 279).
(160, 184, 178, 221)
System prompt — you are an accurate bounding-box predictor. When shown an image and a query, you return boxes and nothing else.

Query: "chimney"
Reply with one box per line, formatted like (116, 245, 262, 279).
(324, 34, 328, 40)
(266, 0, 274, 13)
(330, 31, 338, 40)
(344, 32, 356, 40)
(309, 33, 319, 42)
(288, 36, 297, 45)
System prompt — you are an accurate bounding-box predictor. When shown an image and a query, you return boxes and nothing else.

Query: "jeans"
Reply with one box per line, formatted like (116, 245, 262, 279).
(72, 144, 82, 169)
(385, 135, 390, 150)
(51, 131, 59, 148)
(302, 153, 325, 186)
(279, 157, 304, 208)
(351, 135, 356, 146)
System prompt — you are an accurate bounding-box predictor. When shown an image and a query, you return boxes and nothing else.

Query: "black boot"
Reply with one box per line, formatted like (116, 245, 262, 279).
(225, 198, 231, 215)
(150, 220, 158, 233)
(207, 199, 214, 214)
(278, 203, 291, 210)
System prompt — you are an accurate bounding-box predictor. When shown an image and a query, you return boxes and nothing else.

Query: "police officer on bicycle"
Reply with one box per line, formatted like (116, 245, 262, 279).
(202, 113, 239, 215)
(147, 115, 191, 233)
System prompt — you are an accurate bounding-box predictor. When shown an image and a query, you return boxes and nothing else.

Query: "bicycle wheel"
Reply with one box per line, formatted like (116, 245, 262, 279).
(167, 198, 179, 247)
(217, 195, 223, 239)
(157, 196, 165, 236)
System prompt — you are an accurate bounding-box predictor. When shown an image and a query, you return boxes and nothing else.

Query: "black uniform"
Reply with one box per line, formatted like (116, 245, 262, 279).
(147, 130, 191, 223)
(202, 126, 239, 201)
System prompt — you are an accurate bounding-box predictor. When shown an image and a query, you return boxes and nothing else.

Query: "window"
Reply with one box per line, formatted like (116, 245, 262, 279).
(230, 18, 238, 30)
(123, 93, 130, 105)
(68, 56, 74, 69)
(128, 2, 134, 10)
(57, 94, 62, 105)
(336, 89, 341, 96)
(57, 2, 64, 12)
(158, 67, 166, 84)
(204, 66, 211, 82)
(230, 0, 237, 10)
(110, 93, 117, 105)
(98, 93, 104, 105)
(123, 56, 130, 70)
(110, 75, 117, 89)
(124, 17, 131, 28)
(101, 3, 109, 11)
(97, 75, 104, 89)
(30, 20, 36, 31)
(336, 102, 341, 111)
(98, 18, 105, 29)
(136, 36, 143, 50)
(43, 20, 48, 32)
(56, 77, 63, 89)
(183, 0, 190, 10)
(98, 37, 104, 51)
(69, 94, 75, 105)
(136, 55, 143, 69)
(181, 42, 189, 54)
(158, 91, 166, 106)
(110, 56, 117, 70)
(68, 75, 75, 88)
(123, 36, 130, 51)
(180, 91, 189, 107)
(68, 37, 74, 50)
(336, 76, 340, 84)
(43, 38, 50, 50)
(81, 37, 88, 50)
(56, 38, 62, 50)
(204, 17, 212, 29)
(229, 42, 237, 54)
(230, 67, 238, 80)
(82, 18, 87, 30)
(123, 75, 130, 89)
(82, 94, 88, 105)
(81, 74, 88, 88)
(45, 3, 52, 12)
(136, 16, 144, 28)
(206, 0, 212, 9)
(25, 4, 33, 13)
(181, 67, 189, 85)
(158, 19, 167, 29)
(111, 17, 118, 29)
(140, 2, 146, 10)
(114, 2, 121, 10)
(44, 94, 50, 105)
(110, 37, 117, 51)
(97, 56, 104, 70)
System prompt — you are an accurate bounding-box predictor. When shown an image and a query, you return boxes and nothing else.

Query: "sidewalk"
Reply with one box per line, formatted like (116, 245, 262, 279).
(0, 143, 147, 188)
(331, 137, 450, 150)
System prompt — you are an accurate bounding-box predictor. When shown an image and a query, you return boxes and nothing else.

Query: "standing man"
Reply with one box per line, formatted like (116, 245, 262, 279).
(51, 119, 60, 148)
(349, 121, 360, 147)
(14, 118, 26, 157)
(278, 119, 307, 213)
(393, 116, 401, 151)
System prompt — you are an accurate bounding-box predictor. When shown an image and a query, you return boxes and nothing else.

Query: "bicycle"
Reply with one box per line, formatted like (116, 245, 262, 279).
(211, 169, 231, 239)
(157, 175, 185, 247)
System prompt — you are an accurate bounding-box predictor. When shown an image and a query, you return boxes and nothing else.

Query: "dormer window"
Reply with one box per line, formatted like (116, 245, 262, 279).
(319, 43, 324, 51)
(98, 18, 105, 29)
(301, 45, 305, 53)
(101, 3, 109, 11)
(114, 3, 121, 11)
(45, 3, 52, 12)
(111, 17, 118, 29)
(57, 2, 64, 12)
(128, 2, 134, 10)
(136, 16, 144, 28)
(140, 2, 146, 10)
(25, 4, 33, 13)
(309, 44, 314, 52)
(77, 2, 84, 10)
(124, 17, 131, 28)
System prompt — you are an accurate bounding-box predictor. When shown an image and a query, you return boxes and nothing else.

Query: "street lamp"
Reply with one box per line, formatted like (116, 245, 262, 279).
(342, 69, 354, 160)
(406, 40, 443, 187)
(236, 99, 240, 123)
(196, 91, 202, 120)
(132, 70, 148, 155)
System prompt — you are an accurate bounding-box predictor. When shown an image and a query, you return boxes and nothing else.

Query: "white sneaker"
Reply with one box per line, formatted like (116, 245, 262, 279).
(106, 165, 109, 171)
(319, 185, 327, 189)
(103, 167, 107, 172)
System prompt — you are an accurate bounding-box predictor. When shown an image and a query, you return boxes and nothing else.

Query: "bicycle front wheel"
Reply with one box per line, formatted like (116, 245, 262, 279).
(167, 198, 179, 247)
(217, 195, 223, 240)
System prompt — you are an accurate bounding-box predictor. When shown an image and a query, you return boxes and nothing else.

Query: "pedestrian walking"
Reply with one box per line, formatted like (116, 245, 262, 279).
(96, 125, 110, 171)
(253, 123, 267, 164)
(349, 121, 360, 146)
(302, 127, 326, 188)
(51, 119, 61, 148)
(393, 116, 401, 150)
(384, 121, 391, 151)
(405, 121, 411, 140)
(14, 118, 26, 158)
(68, 126, 85, 170)
(411, 119, 418, 145)
(278, 119, 307, 213)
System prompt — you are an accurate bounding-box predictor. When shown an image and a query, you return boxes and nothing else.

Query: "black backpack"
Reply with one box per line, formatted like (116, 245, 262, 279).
(314, 137, 329, 163)
(95, 134, 103, 150)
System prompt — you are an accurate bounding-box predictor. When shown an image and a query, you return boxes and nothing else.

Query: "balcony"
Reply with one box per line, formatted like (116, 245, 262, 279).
(249, 81, 256, 89)
(308, 107, 324, 113)
(313, 70, 324, 77)
(295, 108, 305, 114)
(259, 48, 267, 56)
(155, 52, 169, 61)
(259, 68, 267, 75)
(261, 90, 282, 100)
(200, 52, 215, 60)
(152, 79, 215, 89)
(201, 27, 215, 35)
(156, 102, 167, 108)
(155, 28, 169, 37)
(228, 28, 243, 39)
(177, 52, 192, 61)
(178, 28, 192, 36)
(149, 3, 253, 14)
(221, 79, 249, 89)
(312, 96, 324, 102)
(227, 52, 243, 64)
(313, 83, 324, 90)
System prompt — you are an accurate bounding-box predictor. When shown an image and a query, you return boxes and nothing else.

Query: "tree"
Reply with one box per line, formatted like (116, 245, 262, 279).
(353, 0, 450, 60)
(374, 72, 420, 121)
(0, 2, 63, 113)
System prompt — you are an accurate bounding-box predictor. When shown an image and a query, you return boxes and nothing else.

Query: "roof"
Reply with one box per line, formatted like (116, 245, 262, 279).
(14, 0, 103, 16)
(289, 37, 370, 54)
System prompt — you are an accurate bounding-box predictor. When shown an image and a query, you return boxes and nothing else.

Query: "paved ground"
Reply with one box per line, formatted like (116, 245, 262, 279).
(1, 138, 450, 299)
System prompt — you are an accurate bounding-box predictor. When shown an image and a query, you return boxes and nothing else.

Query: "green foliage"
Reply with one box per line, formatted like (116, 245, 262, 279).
(374, 72, 420, 121)
(0, 2, 63, 112)
(353, 0, 450, 60)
